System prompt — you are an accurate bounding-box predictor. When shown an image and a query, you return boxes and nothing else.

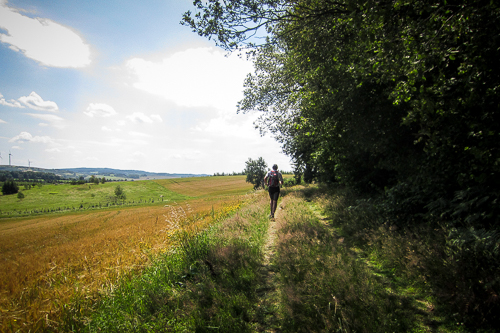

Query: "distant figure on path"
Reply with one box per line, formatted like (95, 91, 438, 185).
(264, 164, 283, 219)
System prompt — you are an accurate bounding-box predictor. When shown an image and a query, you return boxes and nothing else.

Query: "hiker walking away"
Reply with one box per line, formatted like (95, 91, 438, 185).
(264, 164, 283, 218)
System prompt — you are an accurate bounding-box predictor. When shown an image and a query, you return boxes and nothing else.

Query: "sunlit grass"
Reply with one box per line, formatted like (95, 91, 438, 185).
(2, 181, 483, 332)
(0, 180, 188, 216)
(0, 176, 254, 332)
(73, 194, 270, 332)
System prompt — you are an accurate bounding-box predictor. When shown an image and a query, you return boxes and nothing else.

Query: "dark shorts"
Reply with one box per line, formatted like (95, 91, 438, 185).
(268, 186, 280, 201)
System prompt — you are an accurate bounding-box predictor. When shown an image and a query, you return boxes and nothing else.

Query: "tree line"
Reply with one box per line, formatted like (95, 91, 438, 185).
(0, 170, 62, 182)
(184, 0, 500, 329)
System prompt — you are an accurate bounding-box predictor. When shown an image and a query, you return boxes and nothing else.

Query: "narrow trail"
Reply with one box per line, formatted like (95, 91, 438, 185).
(255, 196, 289, 332)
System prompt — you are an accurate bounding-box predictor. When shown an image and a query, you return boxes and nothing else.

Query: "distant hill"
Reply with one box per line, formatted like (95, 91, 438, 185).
(0, 165, 209, 180)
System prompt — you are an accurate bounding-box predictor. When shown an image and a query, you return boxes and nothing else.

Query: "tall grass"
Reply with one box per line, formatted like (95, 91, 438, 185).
(67, 195, 271, 332)
(271, 191, 426, 332)
(21, 184, 494, 332)
(318, 187, 496, 332)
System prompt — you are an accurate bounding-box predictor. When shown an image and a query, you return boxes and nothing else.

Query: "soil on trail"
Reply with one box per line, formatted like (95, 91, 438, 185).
(255, 197, 288, 332)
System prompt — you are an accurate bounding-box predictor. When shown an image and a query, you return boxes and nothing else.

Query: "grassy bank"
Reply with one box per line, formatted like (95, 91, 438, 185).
(65, 186, 470, 332)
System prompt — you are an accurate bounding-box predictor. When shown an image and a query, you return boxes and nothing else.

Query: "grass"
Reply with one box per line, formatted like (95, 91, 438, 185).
(71, 185, 484, 333)
(2, 180, 491, 332)
(67, 193, 271, 332)
(0, 176, 254, 332)
(0, 181, 185, 217)
(155, 175, 254, 198)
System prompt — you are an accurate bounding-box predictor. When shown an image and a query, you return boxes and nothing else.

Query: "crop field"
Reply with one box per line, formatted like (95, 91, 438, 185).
(0, 175, 253, 332)
(0, 179, 190, 217)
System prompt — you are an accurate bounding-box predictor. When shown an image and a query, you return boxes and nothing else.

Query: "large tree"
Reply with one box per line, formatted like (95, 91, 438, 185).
(184, 0, 500, 228)
(184, 2, 500, 325)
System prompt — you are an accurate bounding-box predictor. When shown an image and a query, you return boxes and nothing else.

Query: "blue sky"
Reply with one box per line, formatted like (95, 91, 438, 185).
(0, 0, 291, 174)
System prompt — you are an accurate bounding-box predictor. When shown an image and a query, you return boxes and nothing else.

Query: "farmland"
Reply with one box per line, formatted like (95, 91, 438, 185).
(0, 176, 253, 332)
(0, 179, 188, 217)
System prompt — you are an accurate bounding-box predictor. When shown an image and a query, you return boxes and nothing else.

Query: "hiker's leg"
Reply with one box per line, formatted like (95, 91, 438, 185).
(272, 200, 278, 216)
(271, 200, 276, 216)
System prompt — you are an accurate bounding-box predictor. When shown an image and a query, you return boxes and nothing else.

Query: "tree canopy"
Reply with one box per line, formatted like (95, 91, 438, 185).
(184, 0, 500, 228)
(244, 157, 268, 189)
(184, 2, 500, 326)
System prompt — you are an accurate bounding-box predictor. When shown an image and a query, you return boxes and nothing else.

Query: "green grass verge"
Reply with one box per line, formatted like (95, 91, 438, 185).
(63, 194, 272, 332)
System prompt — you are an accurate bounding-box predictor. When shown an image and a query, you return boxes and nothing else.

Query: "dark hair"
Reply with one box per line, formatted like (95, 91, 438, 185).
(273, 164, 278, 170)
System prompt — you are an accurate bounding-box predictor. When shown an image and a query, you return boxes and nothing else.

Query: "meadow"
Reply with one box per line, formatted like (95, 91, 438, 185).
(0, 179, 188, 217)
(0, 176, 253, 332)
(70, 186, 470, 333)
(1, 177, 492, 332)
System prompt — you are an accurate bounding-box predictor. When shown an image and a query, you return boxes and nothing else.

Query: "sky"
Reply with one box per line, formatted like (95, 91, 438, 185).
(0, 0, 291, 174)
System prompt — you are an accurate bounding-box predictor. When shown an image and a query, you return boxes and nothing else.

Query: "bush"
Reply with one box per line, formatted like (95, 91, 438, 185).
(283, 177, 301, 187)
(114, 185, 126, 200)
(17, 191, 25, 199)
(2, 180, 19, 195)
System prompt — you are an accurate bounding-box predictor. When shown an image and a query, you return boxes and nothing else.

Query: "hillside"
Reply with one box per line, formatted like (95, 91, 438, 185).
(0, 165, 209, 180)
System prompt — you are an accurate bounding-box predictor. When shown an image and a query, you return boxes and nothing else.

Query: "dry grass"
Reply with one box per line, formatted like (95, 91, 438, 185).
(0, 176, 252, 332)
(155, 175, 253, 198)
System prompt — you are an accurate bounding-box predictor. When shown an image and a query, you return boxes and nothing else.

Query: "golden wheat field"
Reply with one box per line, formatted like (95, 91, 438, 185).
(0, 176, 253, 332)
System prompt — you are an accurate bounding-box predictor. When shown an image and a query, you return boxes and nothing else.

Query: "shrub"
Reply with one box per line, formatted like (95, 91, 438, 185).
(114, 185, 126, 200)
(17, 191, 25, 199)
(2, 180, 19, 195)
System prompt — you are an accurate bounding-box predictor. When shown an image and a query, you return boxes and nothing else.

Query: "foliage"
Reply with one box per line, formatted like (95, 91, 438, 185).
(243, 157, 268, 189)
(17, 191, 25, 199)
(321, 186, 499, 331)
(89, 175, 100, 185)
(0, 170, 61, 182)
(114, 185, 126, 200)
(2, 179, 19, 195)
(185, 4, 500, 329)
(184, 0, 500, 223)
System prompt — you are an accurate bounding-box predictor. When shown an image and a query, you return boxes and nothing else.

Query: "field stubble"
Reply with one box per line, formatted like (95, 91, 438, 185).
(0, 176, 252, 332)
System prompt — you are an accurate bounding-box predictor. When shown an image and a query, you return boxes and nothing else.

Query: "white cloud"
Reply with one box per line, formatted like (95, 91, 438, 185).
(150, 114, 163, 122)
(0, 93, 24, 108)
(128, 131, 152, 138)
(18, 91, 58, 112)
(26, 113, 65, 128)
(0, 118, 6, 123)
(194, 112, 261, 139)
(46, 147, 61, 153)
(101, 126, 113, 132)
(126, 112, 161, 123)
(84, 103, 117, 117)
(9, 131, 53, 143)
(126, 47, 253, 110)
(0, 2, 91, 67)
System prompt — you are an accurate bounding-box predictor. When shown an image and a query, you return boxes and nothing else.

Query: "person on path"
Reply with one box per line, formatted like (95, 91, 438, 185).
(264, 164, 283, 218)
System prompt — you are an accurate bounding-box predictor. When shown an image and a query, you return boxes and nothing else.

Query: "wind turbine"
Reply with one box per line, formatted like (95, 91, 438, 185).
(0, 152, 2, 165)
(28, 159, 31, 167)
(9, 151, 12, 166)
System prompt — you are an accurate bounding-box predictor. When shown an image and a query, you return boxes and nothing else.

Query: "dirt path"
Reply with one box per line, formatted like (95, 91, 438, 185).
(255, 196, 288, 332)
